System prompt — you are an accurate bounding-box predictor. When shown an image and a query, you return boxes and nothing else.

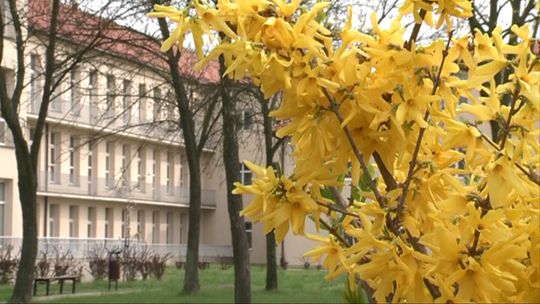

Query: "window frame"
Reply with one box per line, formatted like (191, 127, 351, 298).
(240, 163, 252, 185)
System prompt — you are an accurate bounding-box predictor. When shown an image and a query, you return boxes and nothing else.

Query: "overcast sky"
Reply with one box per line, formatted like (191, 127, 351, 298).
(81, 0, 534, 52)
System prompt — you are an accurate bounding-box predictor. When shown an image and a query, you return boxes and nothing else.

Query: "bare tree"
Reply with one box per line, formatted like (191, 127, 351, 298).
(0, 0, 149, 301)
(254, 91, 286, 291)
(0, 1, 64, 301)
(150, 0, 222, 293)
(466, 0, 537, 141)
(217, 55, 251, 304)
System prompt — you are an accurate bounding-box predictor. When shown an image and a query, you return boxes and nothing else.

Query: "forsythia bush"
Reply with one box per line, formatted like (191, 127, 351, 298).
(150, 0, 539, 302)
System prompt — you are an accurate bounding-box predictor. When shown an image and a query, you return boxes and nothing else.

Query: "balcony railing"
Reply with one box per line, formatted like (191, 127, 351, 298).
(0, 236, 232, 260)
(38, 171, 217, 207)
(0, 121, 14, 148)
(28, 98, 182, 143)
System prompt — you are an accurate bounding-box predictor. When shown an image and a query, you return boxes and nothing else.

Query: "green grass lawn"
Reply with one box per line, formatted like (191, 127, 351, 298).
(0, 265, 345, 303)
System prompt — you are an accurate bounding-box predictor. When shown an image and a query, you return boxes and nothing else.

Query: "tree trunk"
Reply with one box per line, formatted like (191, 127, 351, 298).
(183, 161, 201, 293)
(153, 9, 203, 293)
(10, 149, 38, 303)
(265, 232, 278, 290)
(260, 98, 277, 291)
(219, 56, 251, 303)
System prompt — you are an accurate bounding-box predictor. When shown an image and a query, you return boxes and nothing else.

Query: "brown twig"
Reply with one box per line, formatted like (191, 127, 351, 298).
(516, 163, 540, 185)
(479, 132, 540, 186)
(319, 217, 350, 248)
(396, 31, 454, 220)
(404, 9, 426, 51)
(316, 201, 360, 219)
(373, 152, 398, 190)
(325, 94, 386, 209)
(499, 85, 521, 150)
(468, 197, 490, 256)
(479, 132, 500, 151)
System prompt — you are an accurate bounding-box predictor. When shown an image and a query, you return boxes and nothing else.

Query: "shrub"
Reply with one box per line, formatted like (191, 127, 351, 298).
(121, 246, 138, 281)
(151, 253, 171, 280)
(0, 245, 19, 284)
(135, 246, 153, 280)
(52, 247, 79, 277)
(35, 247, 51, 278)
(87, 244, 108, 280)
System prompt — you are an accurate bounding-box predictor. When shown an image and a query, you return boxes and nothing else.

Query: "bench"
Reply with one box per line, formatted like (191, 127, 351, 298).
(33, 275, 77, 296)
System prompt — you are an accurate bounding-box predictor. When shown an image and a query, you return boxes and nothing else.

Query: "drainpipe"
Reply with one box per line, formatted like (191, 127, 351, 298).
(43, 124, 49, 237)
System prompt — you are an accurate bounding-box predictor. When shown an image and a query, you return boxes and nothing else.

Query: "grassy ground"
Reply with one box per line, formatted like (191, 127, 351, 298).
(0, 265, 345, 303)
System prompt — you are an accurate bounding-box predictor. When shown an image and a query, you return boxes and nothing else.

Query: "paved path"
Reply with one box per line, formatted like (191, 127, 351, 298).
(34, 289, 137, 302)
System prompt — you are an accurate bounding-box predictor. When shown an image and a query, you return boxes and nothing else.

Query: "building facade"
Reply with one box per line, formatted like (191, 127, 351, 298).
(0, 0, 317, 267)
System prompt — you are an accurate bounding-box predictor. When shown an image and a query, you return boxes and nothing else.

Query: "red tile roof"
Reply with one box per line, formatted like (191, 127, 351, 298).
(28, 0, 220, 83)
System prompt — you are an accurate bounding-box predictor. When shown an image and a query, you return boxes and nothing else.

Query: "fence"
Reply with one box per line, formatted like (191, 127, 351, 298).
(0, 236, 232, 261)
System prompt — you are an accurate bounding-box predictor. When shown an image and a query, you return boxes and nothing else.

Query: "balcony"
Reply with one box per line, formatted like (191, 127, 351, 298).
(37, 171, 217, 208)
(28, 98, 182, 144)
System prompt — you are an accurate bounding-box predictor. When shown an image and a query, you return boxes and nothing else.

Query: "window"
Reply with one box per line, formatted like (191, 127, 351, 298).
(179, 155, 186, 188)
(1, 0, 15, 38)
(0, 183, 5, 236)
(70, 67, 81, 116)
(138, 84, 147, 123)
(153, 88, 161, 122)
(166, 212, 173, 244)
(29, 54, 41, 112)
(104, 207, 112, 238)
(179, 213, 183, 243)
(50, 63, 63, 112)
(106, 74, 116, 117)
(69, 206, 77, 238)
(166, 151, 174, 195)
(166, 90, 175, 121)
(121, 209, 128, 239)
(152, 211, 159, 243)
(28, 128, 35, 146)
(152, 150, 157, 196)
(245, 222, 252, 249)
(240, 163, 252, 184)
(105, 142, 114, 188)
(121, 144, 130, 185)
(240, 111, 253, 130)
(69, 136, 79, 185)
(88, 70, 98, 104)
(49, 132, 58, 183)
(87, 207, 95, 238)
(137, 210, 145, 241)
(48, 204, 58, 237)
(136, 147, 145, 191)
(0, 118, 6, 144)
(122, 79, 132, 123)
(87, 141, 94, 194)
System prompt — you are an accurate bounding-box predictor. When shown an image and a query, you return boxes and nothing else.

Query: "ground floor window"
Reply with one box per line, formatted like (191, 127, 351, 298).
(121, 209, 128, 239)
(69, 205, 78, 238)
(87, 207, 96, 238)
(166, 212, 173, 244)
(245, 222, 252, 249)
(152, 211, 159, 243)
(48, 204, 58, 237)
(105, 207, 112, 238)
(0, 183, 4, 236)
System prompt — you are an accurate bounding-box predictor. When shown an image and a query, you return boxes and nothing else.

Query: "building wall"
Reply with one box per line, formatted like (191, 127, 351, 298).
(0, 23, 229, 260)
(0, 2, 317, 265)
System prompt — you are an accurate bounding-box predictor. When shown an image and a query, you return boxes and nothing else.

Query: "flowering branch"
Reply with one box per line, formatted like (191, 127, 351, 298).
(396, 30, 454, 221)
(325, 91, 386, 209)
